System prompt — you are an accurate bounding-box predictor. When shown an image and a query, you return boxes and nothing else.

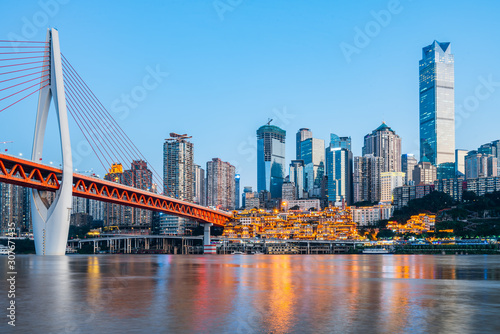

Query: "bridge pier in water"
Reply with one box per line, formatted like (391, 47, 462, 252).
(203, 223, 216, 254)
(31, 28, 73, 256)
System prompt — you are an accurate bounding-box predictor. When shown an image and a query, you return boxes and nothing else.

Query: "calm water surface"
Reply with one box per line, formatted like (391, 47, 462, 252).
(2, 254, 500, 333)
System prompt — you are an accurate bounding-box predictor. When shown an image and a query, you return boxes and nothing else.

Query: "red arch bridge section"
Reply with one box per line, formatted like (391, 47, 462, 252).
(0, 153, 231, 226)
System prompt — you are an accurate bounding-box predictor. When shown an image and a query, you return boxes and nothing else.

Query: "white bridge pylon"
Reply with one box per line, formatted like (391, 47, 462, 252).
(31, 28, 73, 255)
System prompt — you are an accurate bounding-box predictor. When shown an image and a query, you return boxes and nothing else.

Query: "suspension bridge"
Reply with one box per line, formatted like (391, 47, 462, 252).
(0, 28, 231, 255)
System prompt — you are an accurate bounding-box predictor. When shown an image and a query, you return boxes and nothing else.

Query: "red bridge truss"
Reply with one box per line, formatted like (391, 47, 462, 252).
(0, 153, 231, 226)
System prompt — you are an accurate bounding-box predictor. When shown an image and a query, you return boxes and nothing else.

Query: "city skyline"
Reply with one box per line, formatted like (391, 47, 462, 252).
(3, 4, 500, 332)
(1, 1, 500, 192)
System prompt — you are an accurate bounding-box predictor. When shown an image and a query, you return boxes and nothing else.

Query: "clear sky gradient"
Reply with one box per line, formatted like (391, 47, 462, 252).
(1, 0, 500, 191)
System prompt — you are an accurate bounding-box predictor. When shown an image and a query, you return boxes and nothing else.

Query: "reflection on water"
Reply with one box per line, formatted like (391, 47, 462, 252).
(2, 255, 500, 333)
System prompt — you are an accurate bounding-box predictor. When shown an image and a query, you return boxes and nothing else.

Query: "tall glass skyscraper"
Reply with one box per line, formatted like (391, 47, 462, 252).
(325, 146, 353, 205)
(296, 128, 312, 159)
(330, 133, 352, 151)
(257, 124, 286, 198)
(289, 160, 305, 199)
(234, 174, 240, 209)
(419, 40, 455, 165)
(301, 138, 325, 195)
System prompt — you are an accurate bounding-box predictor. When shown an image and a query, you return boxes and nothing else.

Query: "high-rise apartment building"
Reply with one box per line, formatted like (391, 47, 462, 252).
(163, 133, 195, 235)
(104, 163, 126, 226)
(125, 160, 153, 227)
(0, 184, 30, 234)
(296, 128, 312, 159)
(88, 198, 105, 222)
(193, 164, 206, 206)
(164, 133, 194, 201)
(465, 151, 498, 179)
(124, 160, 152, 191)
(72, 196, 87, 215)
(206, 158, 236, 210)
(353, 154, 384, 203)
(419, 41, 455, 165)
(281, 182, 296, 201)
(478, 140, 500, 174)
(257, 124, 286, 198)
(380, 172, 405, 203)
(104, 161, 153, 228)
(363, 122, 401, 172)
(413, 162, 437, 185)
(402, 154, 418, 185)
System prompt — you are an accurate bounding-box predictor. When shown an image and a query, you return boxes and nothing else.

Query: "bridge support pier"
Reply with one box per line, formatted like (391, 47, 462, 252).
(31, 28, 73, 255)
(203, 223, 216, 254)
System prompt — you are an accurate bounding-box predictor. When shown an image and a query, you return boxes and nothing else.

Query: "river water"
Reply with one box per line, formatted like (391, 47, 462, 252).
(2, 254, 500, 333)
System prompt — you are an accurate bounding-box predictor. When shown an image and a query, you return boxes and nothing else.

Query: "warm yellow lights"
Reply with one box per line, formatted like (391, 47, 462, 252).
(222, 207, 363, 241)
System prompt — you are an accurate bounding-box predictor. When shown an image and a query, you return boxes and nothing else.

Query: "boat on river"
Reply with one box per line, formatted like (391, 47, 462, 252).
(362, 248, 391, 254)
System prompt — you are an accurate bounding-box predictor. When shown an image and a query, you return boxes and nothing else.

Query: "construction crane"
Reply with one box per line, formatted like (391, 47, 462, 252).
(166, 133, 192, 142)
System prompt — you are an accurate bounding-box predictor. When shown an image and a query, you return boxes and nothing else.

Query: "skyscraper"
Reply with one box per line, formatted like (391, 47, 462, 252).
(419, 41, 455, 165)
(353, 154, 384, 203)
(296, 128, 312, 159)
(413, 162, 437, 185)
(289, 160, 305, 199)
(104, 163, 125, 226)
(325, 146, 353, 205)
(124, 160, 153, 191)
(0, 184, 30, 234)
(465, 151, 498, 179)
(330, 133, 352, 151)
(242, 186, 253, 208)
(206, 158, 236, 210)
(234, 174, 240, 209)
(125, 160, 153, 227)
(402, 154, 418, 185)
(478, 140, 500, 174)
(301, 137, 325, 197)
(257, 123, 286, 198)
(163, 133, 194, 201)
(455, 149, 468, 176)
(363, 122, 402, 172)
(193, 164, 206, 206)
(103, 161, 153, 228)
(380, 172, 405, 203)
(163, 133, 196, 235)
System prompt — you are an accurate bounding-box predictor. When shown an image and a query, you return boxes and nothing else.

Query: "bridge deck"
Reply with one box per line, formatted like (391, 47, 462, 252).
(0, 153, 231, 226)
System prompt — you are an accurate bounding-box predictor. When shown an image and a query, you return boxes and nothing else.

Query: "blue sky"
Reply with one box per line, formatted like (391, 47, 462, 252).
(1, 0, 500, 191)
